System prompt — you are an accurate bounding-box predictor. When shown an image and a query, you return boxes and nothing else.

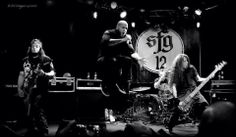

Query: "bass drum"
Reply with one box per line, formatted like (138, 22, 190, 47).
(136, 28, 184, 73)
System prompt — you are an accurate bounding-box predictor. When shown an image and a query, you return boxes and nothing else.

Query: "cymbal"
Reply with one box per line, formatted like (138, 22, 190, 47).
(131, 87, 151, 92)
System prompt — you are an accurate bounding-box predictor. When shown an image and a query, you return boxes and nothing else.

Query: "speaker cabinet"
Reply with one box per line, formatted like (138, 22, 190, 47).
(46, 92, 77, 121)
(76, 88, 105, 123)
(210, 80, 236, 104)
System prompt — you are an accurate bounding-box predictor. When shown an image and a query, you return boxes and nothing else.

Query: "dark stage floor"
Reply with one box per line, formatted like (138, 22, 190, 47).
(2, 119, 199, 137)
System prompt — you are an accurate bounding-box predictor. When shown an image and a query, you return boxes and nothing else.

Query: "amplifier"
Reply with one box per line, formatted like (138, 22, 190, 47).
(211, 80, 236, 93)
(76, 79, 102, 90)
(48, 77, 75, 92)
(75, 78, 105, 122)
(210, 80, 236, 103)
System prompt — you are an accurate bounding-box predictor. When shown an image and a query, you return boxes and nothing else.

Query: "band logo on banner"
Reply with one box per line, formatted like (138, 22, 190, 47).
(136, 28, 184, 73)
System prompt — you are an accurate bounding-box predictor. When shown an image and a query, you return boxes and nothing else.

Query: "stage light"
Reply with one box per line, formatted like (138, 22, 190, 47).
(182, 6, 189, 16)
(87, 0, 94, 5)
(183, 6, 189, 12)
(46, 0, 55, 6)
(92, 11, 98, 19)
(196, 22, 200, 28)
(120, 10, 127, 18)
(145, 20, 151, 25)
(195, 9, 202, 16)
(131, 22, 136, 28)
(110, 1, 117, 9)
(139, 8, 145, 13)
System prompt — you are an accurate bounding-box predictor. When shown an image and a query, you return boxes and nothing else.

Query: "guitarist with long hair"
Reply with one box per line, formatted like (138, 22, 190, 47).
(17, 38, 55, 136)
(167, 54, 211, 133)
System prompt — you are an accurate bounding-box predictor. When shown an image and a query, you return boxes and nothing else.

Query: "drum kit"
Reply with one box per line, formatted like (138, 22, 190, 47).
(118, 85, 175, 125)
(118, 27, 184, 125)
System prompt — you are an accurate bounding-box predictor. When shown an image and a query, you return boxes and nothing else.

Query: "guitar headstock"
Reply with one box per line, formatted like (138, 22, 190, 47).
(215, 60, 227, 71)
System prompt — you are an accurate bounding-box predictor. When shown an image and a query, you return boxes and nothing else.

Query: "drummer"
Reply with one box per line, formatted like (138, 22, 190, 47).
(154, 68, 173, 99)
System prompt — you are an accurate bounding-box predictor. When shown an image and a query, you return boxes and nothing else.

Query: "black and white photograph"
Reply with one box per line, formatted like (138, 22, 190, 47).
(0, 0, 235, 137)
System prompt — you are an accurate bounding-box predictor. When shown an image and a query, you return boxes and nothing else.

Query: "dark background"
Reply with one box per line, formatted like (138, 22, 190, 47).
(0, 0, 235, 84)
(0, 0, 235, 120)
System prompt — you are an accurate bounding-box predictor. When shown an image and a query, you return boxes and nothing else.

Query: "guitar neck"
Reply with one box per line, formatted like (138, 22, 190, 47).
(189, 68, 218, 98)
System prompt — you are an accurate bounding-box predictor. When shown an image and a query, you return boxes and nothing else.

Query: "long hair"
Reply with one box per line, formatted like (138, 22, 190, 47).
(169, 54, 190, 87)
(27, 39, 46, 58)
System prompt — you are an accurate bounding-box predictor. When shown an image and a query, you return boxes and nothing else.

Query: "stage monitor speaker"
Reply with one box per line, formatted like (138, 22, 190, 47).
(76, 87, 105, 123)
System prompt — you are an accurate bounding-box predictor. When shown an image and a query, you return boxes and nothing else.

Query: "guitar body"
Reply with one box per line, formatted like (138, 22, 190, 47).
(178, 90, 196, 112)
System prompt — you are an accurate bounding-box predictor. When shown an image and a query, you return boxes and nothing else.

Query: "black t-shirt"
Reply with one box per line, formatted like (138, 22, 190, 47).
(98, 29, 134, 58)
(174, 65, 199, 97)
(22, 54, 54, 93)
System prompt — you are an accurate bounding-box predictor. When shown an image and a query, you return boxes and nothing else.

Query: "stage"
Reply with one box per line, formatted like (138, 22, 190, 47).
(4, 119, 198, 137)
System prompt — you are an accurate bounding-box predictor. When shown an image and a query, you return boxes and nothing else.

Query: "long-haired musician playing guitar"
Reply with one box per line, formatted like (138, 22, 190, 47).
(17, 38, 55, 136)
(167, 54, 213, 133)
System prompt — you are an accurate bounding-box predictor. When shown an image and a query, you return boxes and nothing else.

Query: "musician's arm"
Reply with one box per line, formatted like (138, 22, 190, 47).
(196, 75, 206, 82)
(44, 70, 55, 78)
(109, 38, 127, 45)
(17, 71, 25, 97)
(154, 74, 165, 89)
(172, 83, 178, 98)
(131, 52, 146, 68)
(45, 62, 55, 78)
(197, 73, 215, 82)
(107, 34, 132, 47)
(38, 62, 55, 79)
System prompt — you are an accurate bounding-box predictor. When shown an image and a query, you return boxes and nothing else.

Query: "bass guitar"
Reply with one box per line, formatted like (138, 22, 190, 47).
(178, 61, 227, 112)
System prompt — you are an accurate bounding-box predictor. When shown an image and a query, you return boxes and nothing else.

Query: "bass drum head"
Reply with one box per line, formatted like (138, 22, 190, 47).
(136, 28, 184, 73)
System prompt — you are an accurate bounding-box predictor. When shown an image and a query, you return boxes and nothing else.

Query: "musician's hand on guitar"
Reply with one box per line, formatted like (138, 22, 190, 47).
(179, 101, 183, 106)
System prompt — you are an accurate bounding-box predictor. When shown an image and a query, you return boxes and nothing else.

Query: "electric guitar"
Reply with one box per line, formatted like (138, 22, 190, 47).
(21, 62, 41, 116)
(178, 61, 227, 112)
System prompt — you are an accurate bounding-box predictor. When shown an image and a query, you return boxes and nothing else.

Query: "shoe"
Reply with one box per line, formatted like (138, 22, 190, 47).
(107, 109, 116, 123)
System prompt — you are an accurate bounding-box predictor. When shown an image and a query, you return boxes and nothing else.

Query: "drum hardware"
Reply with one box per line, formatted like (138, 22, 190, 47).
(117, 93, 176, 124)
(130, 87, 151, 93)
(124, 27, 184, 124)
